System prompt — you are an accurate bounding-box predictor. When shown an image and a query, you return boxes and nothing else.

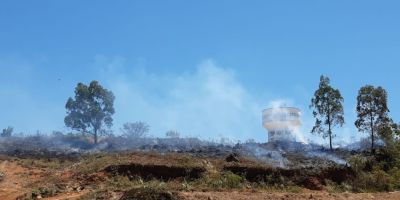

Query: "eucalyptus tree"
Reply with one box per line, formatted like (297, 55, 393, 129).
(355, 85, 390, 153)
(310, 75, 344, 150)
(64, 81, 115, 144)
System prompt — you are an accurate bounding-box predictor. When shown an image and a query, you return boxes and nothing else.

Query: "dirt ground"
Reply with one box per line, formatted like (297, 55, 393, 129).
(0, 159, 42, 200)
(0, 158, 88, 200)
(1, 154, 400, 200)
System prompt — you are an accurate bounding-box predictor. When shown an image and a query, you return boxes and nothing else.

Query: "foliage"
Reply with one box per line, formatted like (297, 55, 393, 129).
(166, 130, 180, 138)
(348, 155, 367, 173)
(310, 75, 344, 150)
(346, 129, 400, 192)
(1, 126, 13, 137)
(64, 81, 115, 144)
(355, 85, 390, 153)
(121, 122, 150, 138)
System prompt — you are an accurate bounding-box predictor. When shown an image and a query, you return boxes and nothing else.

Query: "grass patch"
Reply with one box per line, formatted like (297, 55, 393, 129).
(193, 171, 244, 190)
(18, 158, 74, 170)
(120, 188, 182, 200)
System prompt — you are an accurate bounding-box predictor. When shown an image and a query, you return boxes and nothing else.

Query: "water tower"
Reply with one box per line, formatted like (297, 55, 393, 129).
(262, 107, 301, 143)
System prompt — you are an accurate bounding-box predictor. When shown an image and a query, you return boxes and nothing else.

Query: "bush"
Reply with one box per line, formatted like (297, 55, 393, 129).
(222, 171, 244, 188)
(197, 171, 244, 189)
(372, 168, 394, 191)
(348, 155, 367, 173)
(387, 167, 400, 189)
(348, 154, 399, 192)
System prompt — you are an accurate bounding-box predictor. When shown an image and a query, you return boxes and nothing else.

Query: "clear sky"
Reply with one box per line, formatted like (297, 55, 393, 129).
(1, 1, 399, 145)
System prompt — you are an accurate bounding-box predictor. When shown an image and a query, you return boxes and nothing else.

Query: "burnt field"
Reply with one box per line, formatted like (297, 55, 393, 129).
(0, 135, 399, 200)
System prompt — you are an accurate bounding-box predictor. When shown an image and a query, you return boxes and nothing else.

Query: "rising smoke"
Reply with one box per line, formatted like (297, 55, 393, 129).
(267, 99, 307, 143)
(98, 58, 264, 141)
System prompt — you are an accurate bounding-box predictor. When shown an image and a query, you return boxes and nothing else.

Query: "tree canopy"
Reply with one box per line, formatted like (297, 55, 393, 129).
(64, 81, 115, 144)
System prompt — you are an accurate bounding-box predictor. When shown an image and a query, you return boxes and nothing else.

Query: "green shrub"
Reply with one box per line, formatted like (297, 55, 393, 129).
(348, 155, 367, 173)
(387, 166, 400, 189)
(196, 171, 244, 189)
(222, 171, 244, 188)
(372, 169, 394, 191)
(349, 167, 395, 192)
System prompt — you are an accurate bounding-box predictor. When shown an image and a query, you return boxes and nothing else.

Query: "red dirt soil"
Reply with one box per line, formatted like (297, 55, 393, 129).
(0, 159, 43, 200)
(0, 159, 87, 200)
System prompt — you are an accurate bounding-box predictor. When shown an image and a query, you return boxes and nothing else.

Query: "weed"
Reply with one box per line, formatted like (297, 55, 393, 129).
(194, 171, 244, 189)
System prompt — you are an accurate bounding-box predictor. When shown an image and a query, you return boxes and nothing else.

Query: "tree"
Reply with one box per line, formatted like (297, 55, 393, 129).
(310, 75, 344, 150)
(394, 122, 400, 138)
(166, 130, 180, 138)
(1, 126, 13, 137)
(121, 122, 150, 138)
(64, 81, 115, 144)
(355, 85, 390, 153)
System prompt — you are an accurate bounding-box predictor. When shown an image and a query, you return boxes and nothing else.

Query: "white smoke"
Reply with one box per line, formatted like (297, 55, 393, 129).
(267, 99, 307, 143)
(98, 58, 265, 141)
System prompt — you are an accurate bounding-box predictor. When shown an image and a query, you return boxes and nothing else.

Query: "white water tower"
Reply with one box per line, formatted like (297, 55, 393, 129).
(262, 107, 301, 143)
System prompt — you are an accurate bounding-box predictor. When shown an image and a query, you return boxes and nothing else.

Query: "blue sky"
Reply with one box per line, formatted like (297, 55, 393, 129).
(0, 1, 399, 145)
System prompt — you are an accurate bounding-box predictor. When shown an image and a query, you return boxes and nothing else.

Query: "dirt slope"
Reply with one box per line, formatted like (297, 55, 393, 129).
(0, 160, 39, 199)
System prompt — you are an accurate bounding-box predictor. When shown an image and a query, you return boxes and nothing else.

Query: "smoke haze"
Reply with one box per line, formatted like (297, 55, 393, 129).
(0, 56, 360, 144)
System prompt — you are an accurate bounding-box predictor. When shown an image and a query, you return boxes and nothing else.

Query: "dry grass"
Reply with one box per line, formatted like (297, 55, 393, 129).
(2, 150, 380, 200)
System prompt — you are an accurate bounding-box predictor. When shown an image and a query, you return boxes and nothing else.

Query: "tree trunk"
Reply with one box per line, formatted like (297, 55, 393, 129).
(327, 111, 332, 151)
(370, 115, 374, 154)
(329, 126, 332, 151)
(94, 128, 98, 144)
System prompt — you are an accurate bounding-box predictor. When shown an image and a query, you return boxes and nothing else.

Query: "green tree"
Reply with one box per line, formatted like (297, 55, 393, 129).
(310, 75, 344, 150)
(121, 122, 150, 138)
(355, 85, 390, 153)
(64, 81, 115, 144)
